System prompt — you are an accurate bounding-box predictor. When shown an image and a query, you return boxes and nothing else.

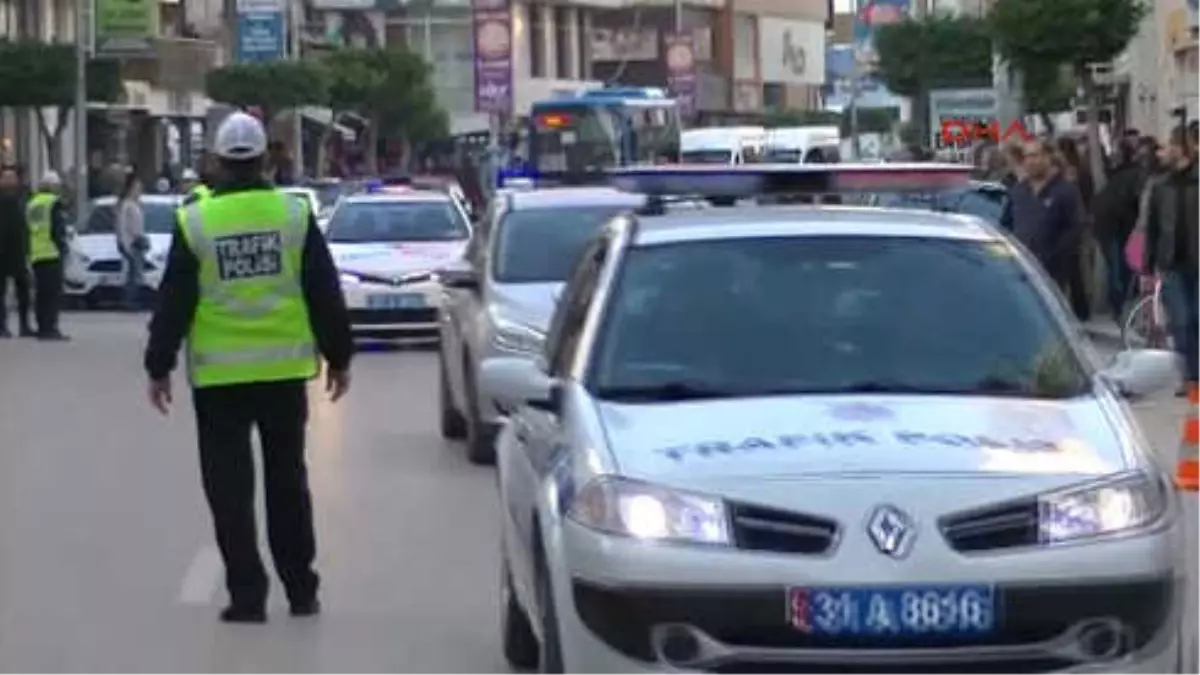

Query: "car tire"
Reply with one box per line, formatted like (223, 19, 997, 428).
(464, 365, 497, 465)
(501, 557, 539, 671)
(535, 550, 565, 674)
(439, 352, 467, 440)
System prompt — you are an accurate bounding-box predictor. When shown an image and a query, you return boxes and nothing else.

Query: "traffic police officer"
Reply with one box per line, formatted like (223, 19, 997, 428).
(144, 112, 353, 624)
(26, 171, 69, 340)
(180, 168, 212, 204)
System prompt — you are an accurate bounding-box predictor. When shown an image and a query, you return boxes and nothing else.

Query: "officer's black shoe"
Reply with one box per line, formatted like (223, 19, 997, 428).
(0, 327, 10, 338)
(290, 597, 321, 617)
(37, 331, 70, 341)
(219, 605, 267, 624)
(18, 325, 35, 338)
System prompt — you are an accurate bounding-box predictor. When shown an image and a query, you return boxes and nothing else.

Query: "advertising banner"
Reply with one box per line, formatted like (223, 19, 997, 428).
(95, 0, 157, 56)
(758, 18, 826, 86)
(928, 88, 998, 148)
(473, 0, 513, 114)
(236, 0, 286, 63)
(852, 0, 910, 67)
(665, 32, 696, 116)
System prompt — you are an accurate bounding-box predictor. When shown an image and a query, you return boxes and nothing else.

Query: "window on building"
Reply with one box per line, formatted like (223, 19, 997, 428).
(763, 83, 785, 110)
(692, 25, 712, 62)
(577, 10, 590, 79)
(530, 7, 546, 78)
(732, 13, 755, 80)
(555, 6, 572, 79)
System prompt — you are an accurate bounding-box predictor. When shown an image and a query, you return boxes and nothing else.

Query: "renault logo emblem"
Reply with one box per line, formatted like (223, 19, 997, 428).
(867, 504, 915, 558)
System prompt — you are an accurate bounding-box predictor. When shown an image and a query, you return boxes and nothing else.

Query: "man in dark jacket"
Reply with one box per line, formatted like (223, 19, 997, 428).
(1144, 125, 1199, 389)
(0, 164, 33, 337)
(1003, 138, 1088, 318)
(1093, 138, 1143, 320)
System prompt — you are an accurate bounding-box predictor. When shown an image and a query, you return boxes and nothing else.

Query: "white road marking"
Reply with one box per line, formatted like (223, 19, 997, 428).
(178, 545, 223, 605)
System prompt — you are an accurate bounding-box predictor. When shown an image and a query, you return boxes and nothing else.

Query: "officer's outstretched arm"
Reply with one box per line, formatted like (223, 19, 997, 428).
(144, 219, 200, 380)
(298, 217, 353, 373)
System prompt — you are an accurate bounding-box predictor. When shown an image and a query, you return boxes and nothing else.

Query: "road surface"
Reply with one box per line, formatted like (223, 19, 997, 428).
(0, 312, 1194, 671)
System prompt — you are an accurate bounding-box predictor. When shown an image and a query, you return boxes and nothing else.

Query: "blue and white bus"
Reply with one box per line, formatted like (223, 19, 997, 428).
(524, 87, 681, 176)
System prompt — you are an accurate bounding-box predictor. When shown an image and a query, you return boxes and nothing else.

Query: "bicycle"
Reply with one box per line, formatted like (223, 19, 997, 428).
(1121, 274, 1171, 350)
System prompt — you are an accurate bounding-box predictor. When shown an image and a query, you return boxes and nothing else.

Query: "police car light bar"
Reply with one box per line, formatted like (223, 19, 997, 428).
(607, 163, 972, 199)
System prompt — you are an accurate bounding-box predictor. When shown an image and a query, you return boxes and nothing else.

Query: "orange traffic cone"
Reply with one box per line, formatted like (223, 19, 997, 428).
(1176, 383, 1198, 492)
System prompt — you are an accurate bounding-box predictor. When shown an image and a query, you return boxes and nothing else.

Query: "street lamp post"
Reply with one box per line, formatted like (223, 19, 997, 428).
(290, 0, 303, 180)
(73, 0, 90, 214)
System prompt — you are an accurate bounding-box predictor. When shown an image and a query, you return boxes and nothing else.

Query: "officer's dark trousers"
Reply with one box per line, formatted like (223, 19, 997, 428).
(0, 257, 31, 331)
(192, 380, 319, 608)
(31, 260, 62, 334)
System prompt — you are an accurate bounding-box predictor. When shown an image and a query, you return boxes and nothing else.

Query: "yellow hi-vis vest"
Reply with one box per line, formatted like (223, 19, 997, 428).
(188, 184, 213, 202)
(26, 192, 60, 263)
(178, 189, 318, 388)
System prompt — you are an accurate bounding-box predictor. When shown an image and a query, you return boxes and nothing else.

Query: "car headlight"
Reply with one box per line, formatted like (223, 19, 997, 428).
(568, 476, 731, 546)
(490, 312, 543, 355)
(339, 272, 361, 285)
(1038, 472, 1168, 544)
(399, 271, 433, 285)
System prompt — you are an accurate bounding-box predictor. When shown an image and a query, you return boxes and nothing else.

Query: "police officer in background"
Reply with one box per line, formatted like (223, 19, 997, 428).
(27, 171, 69, 340)
(180, 167, 212, 204)
(144, 112, 353, 623)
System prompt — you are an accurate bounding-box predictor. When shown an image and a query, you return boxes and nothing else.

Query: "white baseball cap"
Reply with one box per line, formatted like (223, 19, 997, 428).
(181, 168, 199, 181)
(40, 171, 61, 186)
(214, 112, 267, 160)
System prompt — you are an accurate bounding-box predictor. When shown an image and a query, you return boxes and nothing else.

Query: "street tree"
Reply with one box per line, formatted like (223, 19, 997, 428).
(205, 61, 329, 129)
(1022, 63, 1076, 133)
(318, 48, 384, 177)
(320, 47, 446, 173)
(989, 0, 1148, 190)
(0, 41, 122, 171)
(872, 15, 994, 144)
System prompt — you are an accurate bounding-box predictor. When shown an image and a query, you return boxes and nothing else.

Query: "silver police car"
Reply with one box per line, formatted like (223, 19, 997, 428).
(480, 165, 1187, 673)
(437, 186, 646, 463)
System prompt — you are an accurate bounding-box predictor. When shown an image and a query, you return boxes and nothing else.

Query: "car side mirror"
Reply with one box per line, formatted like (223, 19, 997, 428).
(479, 356, 560, 413)
(437, 265, 479, 290)
(1100, 349, 1180, 398)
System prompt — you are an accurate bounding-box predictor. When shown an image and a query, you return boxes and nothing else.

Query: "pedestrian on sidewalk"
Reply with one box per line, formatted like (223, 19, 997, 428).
(144, 112, 353, 624)
(1053, 137, 1095, 321)
(26, 171, 69, 341)
(0, 164, 33, 338)
(115, 171, 147, 311)
(1143, 125, 1198, 391)
(1005, 138, 1089, 318)
(1093, 137, 1143, 321)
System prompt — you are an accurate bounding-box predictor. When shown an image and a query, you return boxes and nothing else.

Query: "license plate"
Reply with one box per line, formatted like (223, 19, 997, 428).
(98, 273, 124, 285)
(367, 293, 424, 309)
(787, 585, 996, 636)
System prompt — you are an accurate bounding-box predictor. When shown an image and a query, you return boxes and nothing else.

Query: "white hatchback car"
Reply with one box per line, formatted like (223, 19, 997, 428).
(65, 194, 179, 304)
(326, 185, 471, 339)
(481, 165, 1189, 674)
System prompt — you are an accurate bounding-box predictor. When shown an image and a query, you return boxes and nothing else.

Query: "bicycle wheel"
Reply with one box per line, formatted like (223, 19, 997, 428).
(1122, 295, 1155, 350)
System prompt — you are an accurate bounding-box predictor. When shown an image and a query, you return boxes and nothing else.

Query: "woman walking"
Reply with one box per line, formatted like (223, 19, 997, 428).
(115, 171, 147, 311)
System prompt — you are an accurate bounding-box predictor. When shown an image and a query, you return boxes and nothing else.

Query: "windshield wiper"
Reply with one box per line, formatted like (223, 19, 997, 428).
(594, 381, 747, 402)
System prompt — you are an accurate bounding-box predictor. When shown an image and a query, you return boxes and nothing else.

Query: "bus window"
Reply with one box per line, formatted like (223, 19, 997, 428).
(530, 107, 620, 174)
(631, 106, 681, 164)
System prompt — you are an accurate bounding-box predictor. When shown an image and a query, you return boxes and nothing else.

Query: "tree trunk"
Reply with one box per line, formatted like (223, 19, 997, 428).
(1039, 112, 1056, 135)
(316, 110, 341, 179)
(913, 85, 931, 149)
(365, 114, 380, 175)
(1079, 68, 1107, 194)
(33, 107, 61, 172)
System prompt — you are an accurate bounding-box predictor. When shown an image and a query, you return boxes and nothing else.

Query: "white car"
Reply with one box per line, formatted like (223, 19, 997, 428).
(327, 186, 471, 339)
(481, 165, 1188, 673)
(65, 195, 179, 304)
(280, 186, 330, 232)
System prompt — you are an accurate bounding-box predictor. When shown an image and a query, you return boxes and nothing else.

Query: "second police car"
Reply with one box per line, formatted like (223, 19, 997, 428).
(327, 182, 472, 339)
(476, 165, 1189, 673)
(438, 186, 648, 463)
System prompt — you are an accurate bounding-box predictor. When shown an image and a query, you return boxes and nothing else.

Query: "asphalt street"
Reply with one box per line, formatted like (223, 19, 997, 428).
(0, 312, 1195, 672)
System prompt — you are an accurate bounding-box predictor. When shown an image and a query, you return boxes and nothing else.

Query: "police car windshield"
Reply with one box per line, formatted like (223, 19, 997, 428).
(589, 236, 1089, 400)
(326, 200, 468, 243)
(494, 206, 626, 283)
(83, 199, 178, 234)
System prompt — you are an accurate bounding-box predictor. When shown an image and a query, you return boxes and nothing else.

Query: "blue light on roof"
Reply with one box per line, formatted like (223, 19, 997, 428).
(605, 164, 973, 199)
(364, 179, 384, 193)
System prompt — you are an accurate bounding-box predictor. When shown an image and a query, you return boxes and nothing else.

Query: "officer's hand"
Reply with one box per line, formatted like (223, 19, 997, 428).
(148, 377, 172, 415)
(326, 368, 351, 403)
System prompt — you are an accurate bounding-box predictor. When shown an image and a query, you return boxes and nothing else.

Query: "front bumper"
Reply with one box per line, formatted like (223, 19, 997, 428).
(342, 279, 441, 339)
(64, 261, 164, 296)
(545, 517, 1184, 673)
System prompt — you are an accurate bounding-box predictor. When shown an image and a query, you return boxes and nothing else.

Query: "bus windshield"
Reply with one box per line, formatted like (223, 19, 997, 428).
(529, 106, 621, 174)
